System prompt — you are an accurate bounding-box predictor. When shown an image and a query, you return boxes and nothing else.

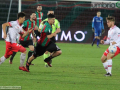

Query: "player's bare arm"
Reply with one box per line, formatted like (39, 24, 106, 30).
(47, 29, 61, 39)
(56, 28, 61, 33)
(112, 41, 117, 45)
(34, 25, 38, 30)
(2, 22, 11, 39)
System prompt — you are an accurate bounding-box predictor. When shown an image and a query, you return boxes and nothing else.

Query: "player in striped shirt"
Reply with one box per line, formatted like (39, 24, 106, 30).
(9, 13, 36, 65)
(39, 10, 61, 67)
(23, 14, 62, 72)
(34, 5, 43, 43)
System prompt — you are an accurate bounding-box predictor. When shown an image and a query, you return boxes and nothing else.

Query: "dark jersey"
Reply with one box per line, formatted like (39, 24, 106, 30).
(37, 22, 52, 46)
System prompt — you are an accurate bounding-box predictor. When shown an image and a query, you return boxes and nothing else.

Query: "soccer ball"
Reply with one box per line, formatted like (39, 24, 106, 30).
(108, 45, 117, 54)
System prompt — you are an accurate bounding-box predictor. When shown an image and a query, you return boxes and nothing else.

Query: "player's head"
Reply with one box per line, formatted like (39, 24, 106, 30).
(30, 13, 36, 20)
(47, 10, 54, 15)
(17, 12, 26, 23)
(106, 16, 115, 28)
(97, 11, 101, 17)
(37, 5, 42, 12)
(48, 14, 55, 25)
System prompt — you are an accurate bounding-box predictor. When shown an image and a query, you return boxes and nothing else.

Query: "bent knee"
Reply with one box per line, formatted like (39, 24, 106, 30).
(101, 57, 106, 63)
(58, 50, 62, 55)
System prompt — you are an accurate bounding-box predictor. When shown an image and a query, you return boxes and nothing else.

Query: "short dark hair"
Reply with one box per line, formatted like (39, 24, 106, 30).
(106, 16, 115, 22)
(48, 14, 55, 18)
(48, 9, 54, 12)
(17, 12, 25, 19)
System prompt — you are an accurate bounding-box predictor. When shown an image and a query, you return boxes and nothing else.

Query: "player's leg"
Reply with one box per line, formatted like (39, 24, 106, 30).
(9, 52, 17, 64)
(105, 53, 114, 76)
(96, 30, 101, 48)
(25, 55, 35, 72)
(44, 51, 50, 67)
(92, 30, 97, 46)
(101, 54, 108, 72)
(18, 45, 27, 70)
(0, 42, 13, 64)
(44, 43, 62, 67)
(24, 43, 45, 72)
(27, 45, 34, 62)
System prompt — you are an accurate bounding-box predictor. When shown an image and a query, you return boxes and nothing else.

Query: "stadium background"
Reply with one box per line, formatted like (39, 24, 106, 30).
(0, 0, 120, 43)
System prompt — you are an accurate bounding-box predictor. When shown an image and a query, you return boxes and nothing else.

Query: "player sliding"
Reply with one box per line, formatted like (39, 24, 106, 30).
(0, 12, 33, 70)
(100, 16, 120, 76)
(23, 14, 62, 72)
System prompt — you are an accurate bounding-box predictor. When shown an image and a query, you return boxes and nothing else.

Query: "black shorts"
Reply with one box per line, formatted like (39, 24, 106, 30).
(34, 30, 41, 38)
(51, 36, 56, 43)
(33, 42, 61, 58)
(19, 40, 33, 48)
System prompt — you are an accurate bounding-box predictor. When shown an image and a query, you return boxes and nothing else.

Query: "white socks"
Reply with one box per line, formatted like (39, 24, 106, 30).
(20, 53, 26, 67)
(0, 56, 6, 64)
(103, 59, 112, 74)
(107, 59, 112, 74)
(103, 61, 108, 72)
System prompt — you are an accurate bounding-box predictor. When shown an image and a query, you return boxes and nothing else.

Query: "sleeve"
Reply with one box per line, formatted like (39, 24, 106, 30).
(92, 17, 95, 28)
(39, 19, 47, 29)
(8, 21, 15, 27)
(39, 21, 44, 29)
(115, 29, 120, 43)
(104, 37, 110, 45)
(56, 20, 60, 28)
(101, 18, 104, 30)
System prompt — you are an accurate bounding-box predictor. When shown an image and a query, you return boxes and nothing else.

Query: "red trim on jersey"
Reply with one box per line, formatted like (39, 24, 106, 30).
(42, 13, 43, 16)
(17, 20, 22, 26)
(45, 39, 50, 46)
(8, 22, 12, 27)
(111, 25, 116, 29)
(38, 13, 41, 25)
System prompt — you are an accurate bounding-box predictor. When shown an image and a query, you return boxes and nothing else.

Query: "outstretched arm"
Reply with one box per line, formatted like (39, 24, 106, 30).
(2, 22, 11, 39)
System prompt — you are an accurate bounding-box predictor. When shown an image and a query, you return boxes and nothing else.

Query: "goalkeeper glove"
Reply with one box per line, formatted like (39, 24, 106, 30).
(102, 29, 105, 34)
(92, 28, 94, 32)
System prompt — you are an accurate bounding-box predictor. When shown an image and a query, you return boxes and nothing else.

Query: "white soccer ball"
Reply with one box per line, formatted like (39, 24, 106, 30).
(108, 45, 117, 54)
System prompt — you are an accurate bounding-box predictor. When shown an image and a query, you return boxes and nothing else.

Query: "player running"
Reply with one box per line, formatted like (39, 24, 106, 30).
(34, 5, 43, 43)
(92, 11, 105, 48)
(39, 10, 61, 67)
(100, 16, 120, 76)
(0, 12, 33, 70)
(9, 13, 36, 65)
(23, 14, 62, 72)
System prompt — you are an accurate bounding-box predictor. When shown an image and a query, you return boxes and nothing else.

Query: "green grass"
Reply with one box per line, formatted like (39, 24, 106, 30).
(0, 41, 120, 90)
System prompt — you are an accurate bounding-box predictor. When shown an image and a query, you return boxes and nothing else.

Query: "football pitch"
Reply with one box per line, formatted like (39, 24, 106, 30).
(0, 41, 120, 90)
